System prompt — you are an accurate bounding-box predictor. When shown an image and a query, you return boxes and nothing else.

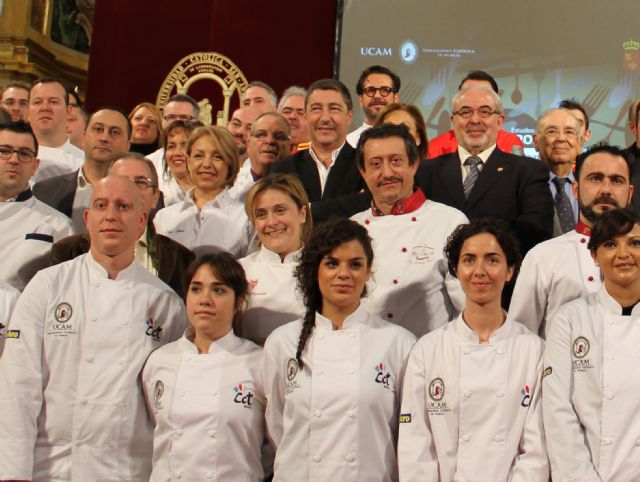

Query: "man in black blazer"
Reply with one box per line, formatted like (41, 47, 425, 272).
(416, 86, 553, 255)
(271, 79, 370, 221)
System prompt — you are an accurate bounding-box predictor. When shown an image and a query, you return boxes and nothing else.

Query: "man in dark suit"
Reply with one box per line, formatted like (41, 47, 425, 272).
(271, 78, 369, 221)
(623, 99, 640, 212)
(51, 153, 194, 296)
(416, 86, 553, 255)
(33, 106, 132, 232)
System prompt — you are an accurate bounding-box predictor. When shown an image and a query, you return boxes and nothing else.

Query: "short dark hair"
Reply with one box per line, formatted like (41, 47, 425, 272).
(294, 218, 373, 367)
(0, 120, 39, 152)
(183, 253, 249, 334)
(444, 217, 522, 282)
(166, 94, 200, 117)
(31, 77, 69, 106)
(245, 81, 278, 107)
(559, 98, 589, 131)
(306, 79, 353, 111)
(588, 207, 640, 252)
(458, 71, 499, 94)
(376, 103, 428, 159)
(1, 81, 31, 98)
(67, 88, 82, 108)
(575, 143, 631, 181)
(87, 106, 133, 139)
(356, 123, 419, 170)
(356, 65, 401, 94)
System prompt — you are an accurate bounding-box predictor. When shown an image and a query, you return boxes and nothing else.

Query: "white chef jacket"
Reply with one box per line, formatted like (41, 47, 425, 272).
(158, 170, 189, 208)
(229, 158, 254, 201)
(154, 187, 255, 258)
(148, 146, 165, 177)
(32, 138, 84, 184)
(263, 304, 416, 482)
(0, 280, 19, 355)
(398, 314, 548, 482)
(238, 245, 305, 345)
(509, 229, 599, 337)
(142, 327, 269, 481)
(351, 200, 467, 337)
(543, 287, 640, 482)
(0, 188, 75, 290)
(346, 122, 372, 148)
(0, 252, 187, 481)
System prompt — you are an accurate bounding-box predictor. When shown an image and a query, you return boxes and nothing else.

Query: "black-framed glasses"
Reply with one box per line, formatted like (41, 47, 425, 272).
(362, 86, 395, 98)
(0, 146, 36, 163)
(452, 107, 500, 119)
(252, 130, 290, 142)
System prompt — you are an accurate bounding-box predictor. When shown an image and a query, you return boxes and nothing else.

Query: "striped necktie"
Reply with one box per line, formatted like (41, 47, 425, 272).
(463, 156, 482, 199)
(552, 177, 575, 233)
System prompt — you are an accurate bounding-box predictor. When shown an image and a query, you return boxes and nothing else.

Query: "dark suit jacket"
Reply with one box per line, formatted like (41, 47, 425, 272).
(624, 143, 640, 212)
(32, 169, 79, 218)
(415, 149, 554, 254)
(51, 224, 195, 297)
(271, 143, 370, 221)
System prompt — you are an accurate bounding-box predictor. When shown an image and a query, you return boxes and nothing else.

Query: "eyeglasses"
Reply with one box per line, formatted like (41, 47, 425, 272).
(252, 130, 290, 142)
(2, 99, 28, 108)
(543, 128, 579, 139)
(132, 115, 157, 124)
(129, 177, 156, 189)
(163, 114, 197, 122)
(362, 86, 395, 98)
(452, 107, 500, 119)
(0, 146, 36, 163)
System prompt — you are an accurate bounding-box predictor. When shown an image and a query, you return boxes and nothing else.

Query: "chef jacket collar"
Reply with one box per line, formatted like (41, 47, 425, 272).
(85, 250, 139, 281)
(257, 244, 302, 264)
(12, 187, 33, 202)
(315, 303, 368, 331)
(183, 186, 231, 211)
(370, 188, 426, 216)
(454, 311, 514, 344)
(575, 219, 591, 236)
(597, 285, 640, 316)
(181, 325, 243, 354)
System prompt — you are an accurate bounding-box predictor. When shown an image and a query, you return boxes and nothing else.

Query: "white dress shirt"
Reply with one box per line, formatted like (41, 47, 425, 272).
(33, 138, 84, 184)
(308, 142, 344, 193)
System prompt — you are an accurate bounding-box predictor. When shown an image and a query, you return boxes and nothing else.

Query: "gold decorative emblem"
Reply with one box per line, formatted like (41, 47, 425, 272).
(623, 39, 640, 71)
(156, 52, 249, 127)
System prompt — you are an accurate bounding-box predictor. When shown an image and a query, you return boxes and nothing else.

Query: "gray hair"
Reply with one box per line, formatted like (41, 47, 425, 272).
(249, 112, 291, 135)
(451, 86, 503, 114)
(535, 108, 581, 137)
(278, 86, 307, 112)
(245, 81, 278, 107)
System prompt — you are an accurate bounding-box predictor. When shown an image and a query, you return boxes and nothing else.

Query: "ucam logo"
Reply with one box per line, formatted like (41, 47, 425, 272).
(360, 47, 393, 56)
(399, 40, 418, 64)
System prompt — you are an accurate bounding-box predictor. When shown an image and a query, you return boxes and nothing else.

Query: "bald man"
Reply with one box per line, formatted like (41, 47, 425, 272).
(0, 176, 186, 481)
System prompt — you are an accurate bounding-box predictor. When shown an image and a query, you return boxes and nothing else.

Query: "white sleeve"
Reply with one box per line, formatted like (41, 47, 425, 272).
(543, 308, 601, 482)
(509, 345, 550, 481)
(0, 273, 50, 480)
(0, 285, 20, 356)
(509, 251, 548, 335)
(141, 353, 159, 428)
(397, 342, 439, 481)
(262, 335, 286, 450)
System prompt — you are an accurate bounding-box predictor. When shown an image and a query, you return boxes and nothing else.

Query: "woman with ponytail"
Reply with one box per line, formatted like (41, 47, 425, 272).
(262, 218, 416, 481)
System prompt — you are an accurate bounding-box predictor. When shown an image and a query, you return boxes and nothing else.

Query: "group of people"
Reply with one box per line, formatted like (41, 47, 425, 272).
(0, 64, 639, 481)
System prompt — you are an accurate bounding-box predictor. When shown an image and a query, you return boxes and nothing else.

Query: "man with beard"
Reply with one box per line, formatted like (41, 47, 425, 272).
(510, 144, 634, 337)
(346, 65, 400, 147)
(226, 106, 261, 164)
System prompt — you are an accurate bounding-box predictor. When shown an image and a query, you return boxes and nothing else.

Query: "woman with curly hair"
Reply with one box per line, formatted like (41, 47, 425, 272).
(398, 217, 548, 481)
(263, 218, 416, 481)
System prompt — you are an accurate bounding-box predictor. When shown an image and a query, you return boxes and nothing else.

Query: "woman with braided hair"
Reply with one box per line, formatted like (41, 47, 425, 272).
(262, 218, 416, 481)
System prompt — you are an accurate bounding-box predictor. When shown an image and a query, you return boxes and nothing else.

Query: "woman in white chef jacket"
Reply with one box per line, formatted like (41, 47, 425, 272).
(238, 173, 311, 345)
(263, 218, 416, 482)
(157, 120, 198, 207)
(544, 207, 640, 482)
(398, 218, 548, 481)
(142, 253, 269, 481)
(154, 126, 254, 257)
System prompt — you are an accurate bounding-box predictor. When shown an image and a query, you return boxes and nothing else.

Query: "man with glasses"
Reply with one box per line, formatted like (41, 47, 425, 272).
(347, 65, 400, 147)
(51, 153, 195, 296)
(34, 107, 132, 232)
(1, 82, 30, 122)
(0, 121, 73, 290)
(147, 94, 200, 172)
(416, 86, 553, 256)
(231, 112, 291, 199)
(534, 108, 584, 236)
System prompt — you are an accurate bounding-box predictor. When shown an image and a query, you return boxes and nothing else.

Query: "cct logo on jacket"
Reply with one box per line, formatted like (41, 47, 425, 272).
(145, 317, 162, 341)
(233, 382, 255, 409)
(374, 362, 394, 391)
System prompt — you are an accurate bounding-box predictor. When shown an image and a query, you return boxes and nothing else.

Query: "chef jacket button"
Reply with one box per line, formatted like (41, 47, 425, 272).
(608, 319, 614, 325)
(91, 316, 98, 322)
(122, 320, 129, 325)
(607, 355, 614, 361)
(602, 438, 612, 446)
(347, 409, 356, 418)
(177, 429, 184, 436)
(210, 390, 217, 397)
(319, 334, 325, 340)
(401, 247, 407, 253)
(411, 216, 417, 222)
(206, 472, 214, 479)
(112, 400, 118, 406)
(461, 434, 470, 442)
(349, 368, 356, 375)
(317, 368, 324, 375)
(605, 393, 614, 400)
(392, 279, 398, 285)
(463, 390, 471, 399)
(93, 282, 100, 288)
(208, 430, 217, 438)
(123, 284, 131, 290)
(636, 438, 640, 446)
(175, 474, 182, 480)
(86, 356, 93, 363)
(496, 348, 505, 355)
(387, 313, 394, 319)
(118, 358, 125, 365)
(312, 455, 322, 463)
(463, 348, 471, 355)
(580, 238, 586, 244)
(179, 391, 186, 398)
(587, 276, 594, 282)
(314, 410, 322, 418)
(349, 332, 356, 339)
(494, 435, 504, 443)
(364, 219, 370, 225)
(496, 391, 504, 398)
(81, 398, 88, 404)
(345, 454, 356, 462)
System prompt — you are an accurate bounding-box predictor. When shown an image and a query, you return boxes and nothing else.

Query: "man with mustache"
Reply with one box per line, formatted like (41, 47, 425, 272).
(351, 123, 467, 337)
(347, 65, 400, 148)
(510, 144, 634, 337)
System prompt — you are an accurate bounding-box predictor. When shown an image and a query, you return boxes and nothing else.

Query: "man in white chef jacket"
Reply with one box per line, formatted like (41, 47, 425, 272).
(351, 123, 467, 337)
(0, 175, 187, 481)
(509, 143, 634, 337)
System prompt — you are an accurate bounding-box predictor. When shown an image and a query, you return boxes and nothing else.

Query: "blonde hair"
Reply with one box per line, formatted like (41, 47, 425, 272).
(187, 126, 240, 187)
(128, 102, 164, 145)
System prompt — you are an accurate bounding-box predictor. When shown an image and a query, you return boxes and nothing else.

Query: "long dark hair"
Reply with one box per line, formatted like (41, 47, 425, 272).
(293, 219, 374, 368)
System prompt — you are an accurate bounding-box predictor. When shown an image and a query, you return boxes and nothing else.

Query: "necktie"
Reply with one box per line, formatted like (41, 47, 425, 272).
(463, 156, 482, 199)
(552, 177, 575, 234)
